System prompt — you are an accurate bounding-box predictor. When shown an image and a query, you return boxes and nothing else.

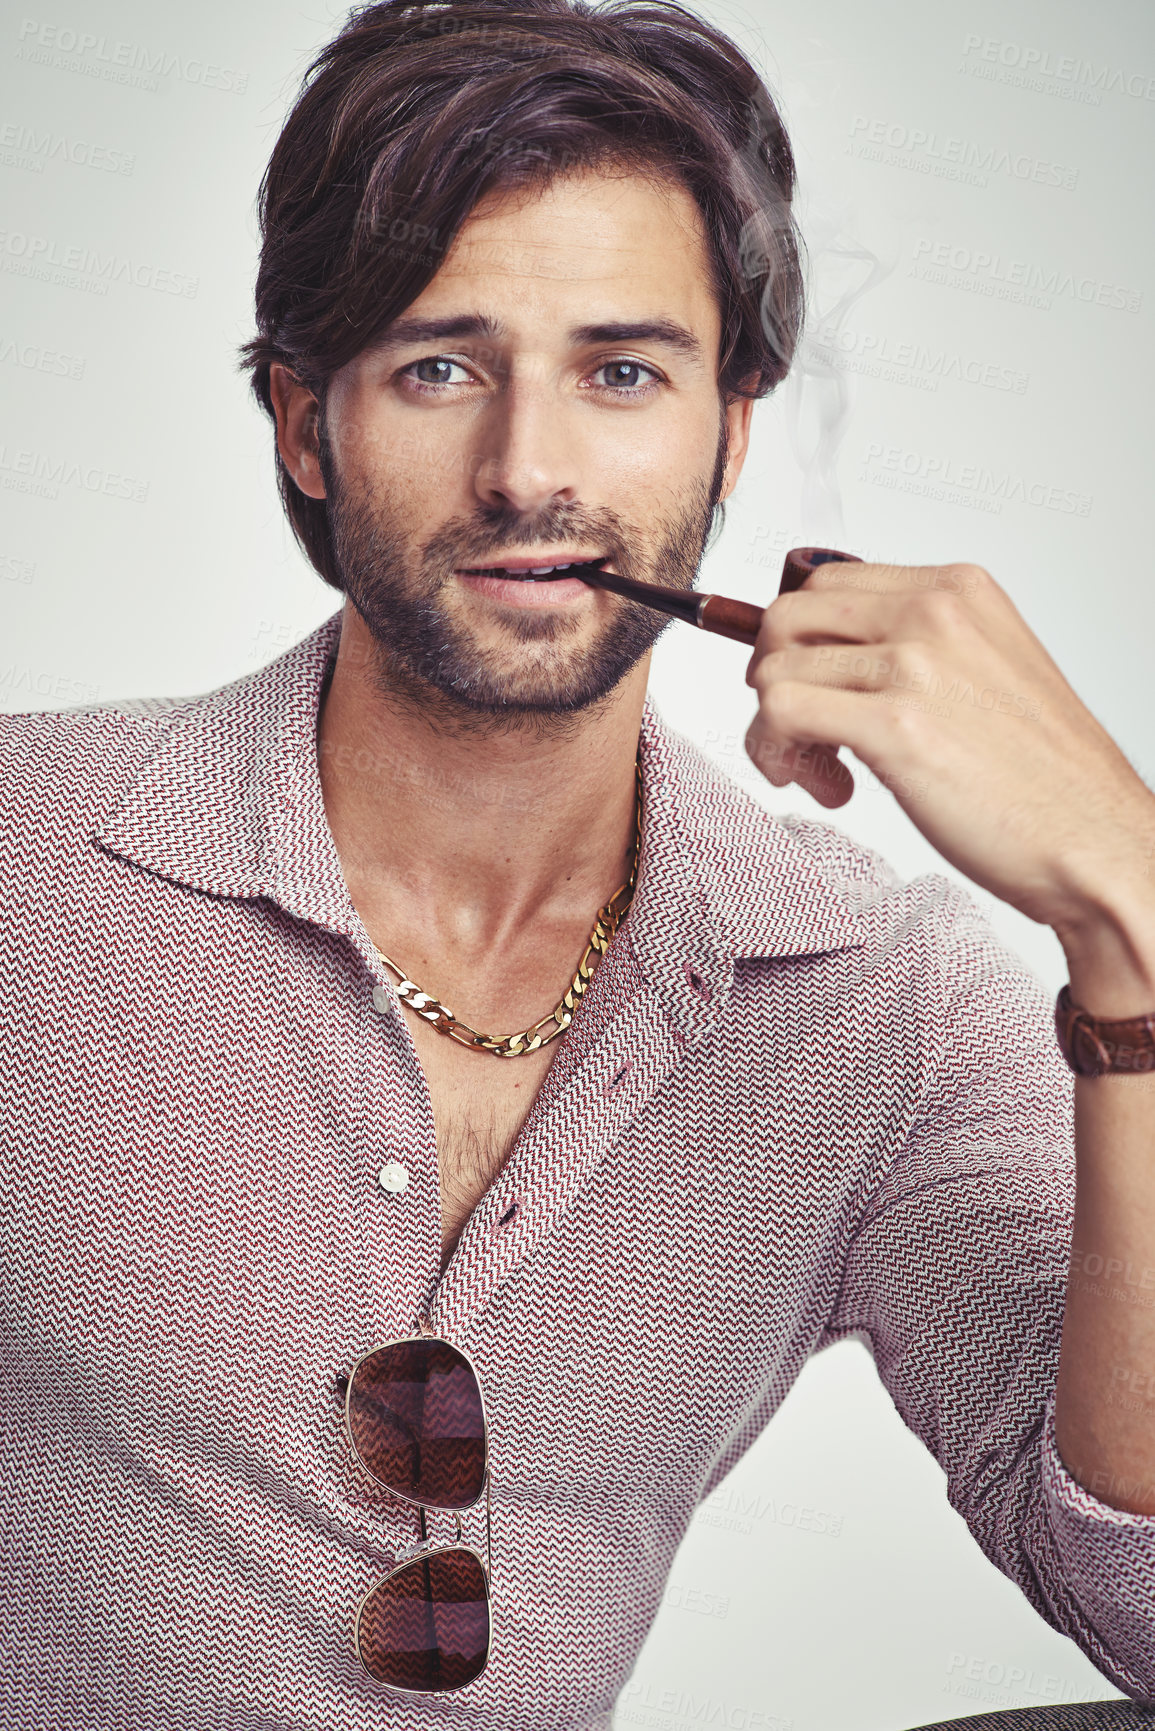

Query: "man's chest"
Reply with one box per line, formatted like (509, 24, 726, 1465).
(405, 1011, 560, 1271)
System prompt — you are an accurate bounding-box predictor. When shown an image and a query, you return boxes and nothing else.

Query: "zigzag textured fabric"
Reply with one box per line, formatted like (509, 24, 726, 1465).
(909, 1700, 1155, 1729)
(2, 610, 1155, 1730)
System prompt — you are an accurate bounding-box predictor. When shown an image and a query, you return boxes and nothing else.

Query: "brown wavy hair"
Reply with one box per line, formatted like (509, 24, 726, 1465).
(237, 0, 806, 592)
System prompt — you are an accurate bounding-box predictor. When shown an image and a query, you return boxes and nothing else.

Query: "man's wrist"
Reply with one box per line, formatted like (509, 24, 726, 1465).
(1053, 883, 1155, 1021)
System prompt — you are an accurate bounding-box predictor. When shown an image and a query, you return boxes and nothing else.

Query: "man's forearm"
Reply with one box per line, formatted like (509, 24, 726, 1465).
(1052, 874, 1155, 1515)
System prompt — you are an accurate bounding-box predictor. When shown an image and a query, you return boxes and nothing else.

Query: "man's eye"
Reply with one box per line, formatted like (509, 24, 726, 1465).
(595, 360, 658, 391)
(407, 356, 471, 386)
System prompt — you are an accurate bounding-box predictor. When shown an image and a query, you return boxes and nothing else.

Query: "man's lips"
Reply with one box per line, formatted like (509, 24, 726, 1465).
(454, 557, 611, 582)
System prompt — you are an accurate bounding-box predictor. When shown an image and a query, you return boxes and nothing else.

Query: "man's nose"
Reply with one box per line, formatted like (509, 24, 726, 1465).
(471, 378, 580, 515)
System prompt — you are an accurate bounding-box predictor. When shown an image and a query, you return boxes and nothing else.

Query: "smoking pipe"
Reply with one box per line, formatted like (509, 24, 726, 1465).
(571, 546, 863, 642)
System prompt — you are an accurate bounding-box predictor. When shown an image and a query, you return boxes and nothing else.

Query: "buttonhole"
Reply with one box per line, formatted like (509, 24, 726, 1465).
(683, 962, 712, 1001)
(334, 1373, 349, 1405)
(606, 1061, 632, 1094)
(498, 1202, 519, 1227)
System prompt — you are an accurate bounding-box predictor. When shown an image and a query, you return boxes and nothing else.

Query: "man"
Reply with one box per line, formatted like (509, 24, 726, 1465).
(3, 0, 1155, 1726)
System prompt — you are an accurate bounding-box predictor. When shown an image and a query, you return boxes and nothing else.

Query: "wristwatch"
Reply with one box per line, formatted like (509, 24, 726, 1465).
(1054, 983, 1155, 1077)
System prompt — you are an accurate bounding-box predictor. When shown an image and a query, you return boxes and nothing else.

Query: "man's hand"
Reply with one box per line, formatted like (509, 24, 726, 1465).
(742, 559, 1155, 932)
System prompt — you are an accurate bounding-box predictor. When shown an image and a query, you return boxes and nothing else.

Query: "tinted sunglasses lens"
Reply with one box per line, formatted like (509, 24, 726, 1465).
(356, 1548, 490, 1692)
(348, 1338, 486, 1509)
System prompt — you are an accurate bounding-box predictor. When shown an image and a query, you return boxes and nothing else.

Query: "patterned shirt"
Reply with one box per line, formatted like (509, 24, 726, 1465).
(3, 609, 1154, 1731)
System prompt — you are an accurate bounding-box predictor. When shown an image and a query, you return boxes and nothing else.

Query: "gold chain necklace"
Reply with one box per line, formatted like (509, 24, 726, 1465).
(373, 753, 643, 1058)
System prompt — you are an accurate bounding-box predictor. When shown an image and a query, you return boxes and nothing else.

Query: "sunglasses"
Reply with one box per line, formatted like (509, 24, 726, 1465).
(342, 1332, 493, 1694)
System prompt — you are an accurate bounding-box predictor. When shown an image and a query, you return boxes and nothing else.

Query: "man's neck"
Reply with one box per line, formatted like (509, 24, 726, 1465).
(316, 602, 649, 971)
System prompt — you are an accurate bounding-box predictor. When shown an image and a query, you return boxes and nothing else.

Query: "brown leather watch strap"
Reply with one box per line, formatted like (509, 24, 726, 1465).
(1054, 983, 1155, 1076)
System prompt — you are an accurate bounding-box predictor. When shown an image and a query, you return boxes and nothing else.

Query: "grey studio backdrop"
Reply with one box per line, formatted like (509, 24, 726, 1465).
(1, 1, 1152, 1728)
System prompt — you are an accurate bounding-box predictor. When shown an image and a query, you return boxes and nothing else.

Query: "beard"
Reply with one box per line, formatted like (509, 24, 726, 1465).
(317, 412, 731, 742)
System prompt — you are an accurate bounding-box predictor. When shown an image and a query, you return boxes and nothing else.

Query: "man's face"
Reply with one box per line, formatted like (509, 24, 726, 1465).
(315, 165, 752, 734)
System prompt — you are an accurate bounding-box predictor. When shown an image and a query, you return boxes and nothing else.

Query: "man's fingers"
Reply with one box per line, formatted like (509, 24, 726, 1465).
(744, 729, 855, 806)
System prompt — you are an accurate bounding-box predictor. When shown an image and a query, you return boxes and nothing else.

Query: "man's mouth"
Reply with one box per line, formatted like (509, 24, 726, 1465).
(457, 557, 611, 583)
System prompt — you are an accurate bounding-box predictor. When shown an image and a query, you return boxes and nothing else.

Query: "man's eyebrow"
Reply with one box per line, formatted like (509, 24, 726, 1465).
(368, 313, 703, 362)
(569, 320, 703, 362)
(369, 314, 503, 351)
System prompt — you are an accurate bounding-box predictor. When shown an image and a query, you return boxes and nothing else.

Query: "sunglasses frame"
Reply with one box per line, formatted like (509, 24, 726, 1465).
(343, 1331, 494, 1696)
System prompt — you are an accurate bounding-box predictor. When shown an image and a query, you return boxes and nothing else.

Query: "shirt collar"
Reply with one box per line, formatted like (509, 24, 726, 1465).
(92, 610, 864, 1034)
(627, 680, 866, 1038)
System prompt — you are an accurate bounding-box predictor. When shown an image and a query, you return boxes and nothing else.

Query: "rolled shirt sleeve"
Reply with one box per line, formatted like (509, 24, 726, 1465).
(820, 889, 1155, 1702)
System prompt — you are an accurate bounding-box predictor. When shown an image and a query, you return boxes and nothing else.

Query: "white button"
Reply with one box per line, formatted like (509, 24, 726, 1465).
(378, 1161, 409, 1194)
(372, 984, 391, 1015)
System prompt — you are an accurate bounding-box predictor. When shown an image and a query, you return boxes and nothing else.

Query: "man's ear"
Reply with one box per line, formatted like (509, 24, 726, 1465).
(718, 393, 756, 501)
(269, 363, 327, 500)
